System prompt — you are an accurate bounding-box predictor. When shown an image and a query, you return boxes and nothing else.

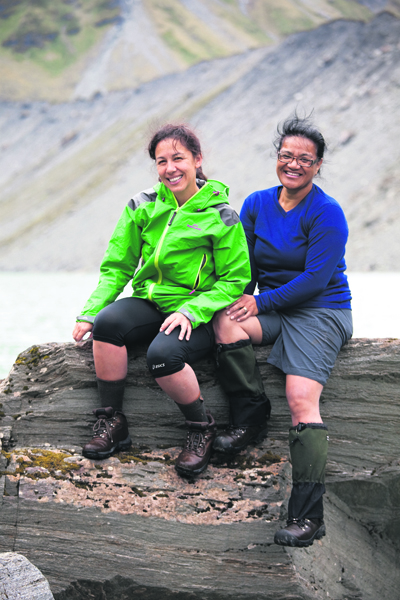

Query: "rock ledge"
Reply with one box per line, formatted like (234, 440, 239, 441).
(1, 339, 399, 599)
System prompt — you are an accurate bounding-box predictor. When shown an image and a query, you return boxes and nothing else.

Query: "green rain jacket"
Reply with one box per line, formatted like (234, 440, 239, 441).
(78, 180, 250, 328)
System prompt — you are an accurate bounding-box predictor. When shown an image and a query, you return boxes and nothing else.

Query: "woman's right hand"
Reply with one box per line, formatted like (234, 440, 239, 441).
(72, 321, 93, 342)
(226, 294, 258, 322)
(160, 312, 192, 341)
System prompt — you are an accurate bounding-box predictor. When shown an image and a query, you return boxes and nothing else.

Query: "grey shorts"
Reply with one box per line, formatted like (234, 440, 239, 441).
(256, 307, 353, 386)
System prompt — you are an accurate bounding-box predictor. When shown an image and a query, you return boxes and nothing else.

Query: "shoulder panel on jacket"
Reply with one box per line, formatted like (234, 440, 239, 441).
(212, 203, 240, 226)
(128, 188, 157, 211)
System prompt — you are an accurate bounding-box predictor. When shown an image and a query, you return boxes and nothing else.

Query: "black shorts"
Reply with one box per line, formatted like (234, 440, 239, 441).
(92, 297, 215, 378)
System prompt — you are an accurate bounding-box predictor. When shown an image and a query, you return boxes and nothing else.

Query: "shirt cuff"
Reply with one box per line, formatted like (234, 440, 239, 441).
(76, 315, 95, 324)
(178, 308, 195, 323)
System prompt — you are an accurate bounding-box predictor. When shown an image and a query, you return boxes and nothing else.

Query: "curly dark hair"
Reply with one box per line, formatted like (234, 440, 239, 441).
(274, 113, 327, 162)
(148, 123, 207, 181)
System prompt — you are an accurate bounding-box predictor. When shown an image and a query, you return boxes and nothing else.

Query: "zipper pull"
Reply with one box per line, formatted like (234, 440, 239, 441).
(168, 211, 177, 226)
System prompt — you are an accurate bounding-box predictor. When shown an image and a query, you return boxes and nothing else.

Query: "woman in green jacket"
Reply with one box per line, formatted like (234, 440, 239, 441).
(72, 123, 250, 477)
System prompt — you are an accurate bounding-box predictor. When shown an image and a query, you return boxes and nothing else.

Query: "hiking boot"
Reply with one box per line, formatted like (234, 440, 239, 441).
(274, 518, 326, 547)
(82, 406, 132, 460)
(175, 413, 217, 478)
(213, 424, 267, 454)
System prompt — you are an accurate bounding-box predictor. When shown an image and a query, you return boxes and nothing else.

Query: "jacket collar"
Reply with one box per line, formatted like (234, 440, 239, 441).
(153, 179, 230, 211)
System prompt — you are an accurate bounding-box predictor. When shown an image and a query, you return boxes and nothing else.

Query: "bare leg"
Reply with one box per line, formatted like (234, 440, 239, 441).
(93, 341, 202, 405)
(156, 364, 201, 405)
(156, 364, 215, 478)
(93, 341, 128, 381)
(285, 375, 323, 426)
(213, 310, 263, 345)
(83, 341, 131, 460)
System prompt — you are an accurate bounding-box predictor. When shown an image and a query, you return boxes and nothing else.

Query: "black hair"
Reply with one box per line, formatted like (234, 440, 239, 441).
(148, 123, 207, 181)
(274, 113, 326, 161)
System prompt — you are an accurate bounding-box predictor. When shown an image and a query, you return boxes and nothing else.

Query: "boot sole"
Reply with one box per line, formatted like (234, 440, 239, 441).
(213, 428, 268, 455)
(175, 464, 208, 478)
(82, 436, 132, 460)
(274, 523, 326, 548)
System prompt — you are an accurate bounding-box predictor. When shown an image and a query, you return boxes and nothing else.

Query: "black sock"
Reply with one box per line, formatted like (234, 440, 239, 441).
(176, 397, 207, 423)
(96, 377, 126, 412)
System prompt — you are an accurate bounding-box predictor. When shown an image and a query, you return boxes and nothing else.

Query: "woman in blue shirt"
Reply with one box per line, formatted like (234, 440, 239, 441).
(213, 115, 352, 548)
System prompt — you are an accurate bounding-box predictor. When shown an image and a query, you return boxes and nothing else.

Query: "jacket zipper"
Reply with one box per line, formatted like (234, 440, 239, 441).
(148, 209, 178, 301)
(191, 254, 207, 293)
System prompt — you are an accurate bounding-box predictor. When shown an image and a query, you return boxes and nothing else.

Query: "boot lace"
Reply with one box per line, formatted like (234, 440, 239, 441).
(184, 430, 206, 455)
(287, 518, 311, 531)
(229, 427, 246, 438)
(91, 416, 116, 443)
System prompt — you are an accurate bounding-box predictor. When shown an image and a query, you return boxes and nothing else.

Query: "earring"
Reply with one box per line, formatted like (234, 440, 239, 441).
(158, 177, 162, 182)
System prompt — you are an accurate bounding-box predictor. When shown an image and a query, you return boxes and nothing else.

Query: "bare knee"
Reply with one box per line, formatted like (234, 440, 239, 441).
(212, 310, 229, 341)
(287, 389, 309, 418)
(213, 309, 246, 344)
(286, 375, 323, 426)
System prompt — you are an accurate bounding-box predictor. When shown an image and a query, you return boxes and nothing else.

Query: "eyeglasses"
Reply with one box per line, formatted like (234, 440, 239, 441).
(277, 152, 318, 168)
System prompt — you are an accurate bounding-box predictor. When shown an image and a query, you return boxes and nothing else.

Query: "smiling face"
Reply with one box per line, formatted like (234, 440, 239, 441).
(155, 138, 202, 205)
(276, 136, 322, 196)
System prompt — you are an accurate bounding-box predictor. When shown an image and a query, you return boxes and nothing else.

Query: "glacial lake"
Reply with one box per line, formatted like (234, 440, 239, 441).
(0, 271, 399, 379)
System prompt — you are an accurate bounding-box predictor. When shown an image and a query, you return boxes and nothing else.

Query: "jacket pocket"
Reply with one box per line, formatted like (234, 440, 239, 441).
(192, 254, 207, 291)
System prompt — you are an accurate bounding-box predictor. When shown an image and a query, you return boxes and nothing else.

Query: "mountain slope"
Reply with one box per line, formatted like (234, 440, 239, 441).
(0, 13, 399, 271)
(0, 0, 390, 101)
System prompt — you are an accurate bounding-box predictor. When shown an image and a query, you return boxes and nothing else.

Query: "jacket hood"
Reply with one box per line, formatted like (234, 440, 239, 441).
(153, 179, 230, 211)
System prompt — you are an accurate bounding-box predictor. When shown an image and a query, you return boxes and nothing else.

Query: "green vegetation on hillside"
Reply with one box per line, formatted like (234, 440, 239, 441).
(210, 0, 273, 45)
(328, 0, 372, 21)
(248, 0, 371, 37)
(0, 0, 380, 100)
(260, 1, 316, 36)
(144, 0, 271, 66)
(145, 0, 372, 67)
(0, 0, 121, 74)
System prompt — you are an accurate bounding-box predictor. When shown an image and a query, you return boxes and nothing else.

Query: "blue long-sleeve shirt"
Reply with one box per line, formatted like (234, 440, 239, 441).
(240, 184, 352, 313)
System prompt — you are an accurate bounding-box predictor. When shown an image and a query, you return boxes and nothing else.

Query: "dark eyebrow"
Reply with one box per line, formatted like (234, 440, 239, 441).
(156, 151, 184, 161)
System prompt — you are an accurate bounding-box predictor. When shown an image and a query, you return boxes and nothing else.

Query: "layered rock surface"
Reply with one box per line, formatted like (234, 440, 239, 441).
(0, 339, 399, 599)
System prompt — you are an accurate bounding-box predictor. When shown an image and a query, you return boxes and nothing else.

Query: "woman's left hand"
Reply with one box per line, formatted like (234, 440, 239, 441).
(160, 312, 192, 341)
(226, 294, 258, 322)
